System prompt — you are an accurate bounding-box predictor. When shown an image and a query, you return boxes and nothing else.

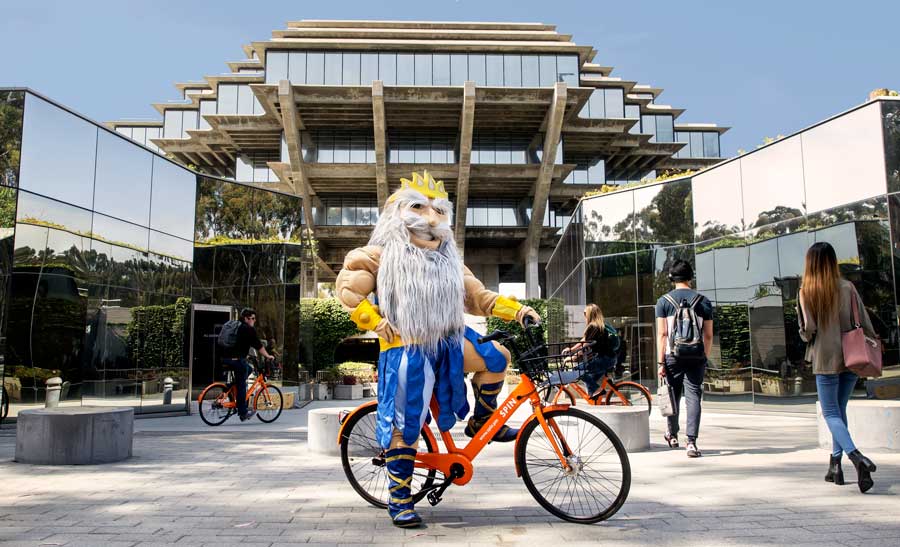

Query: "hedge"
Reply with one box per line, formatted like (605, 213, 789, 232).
(300, 297, 361, 370)
(126, 297, 191, 370)
(485, 298, 565, 365)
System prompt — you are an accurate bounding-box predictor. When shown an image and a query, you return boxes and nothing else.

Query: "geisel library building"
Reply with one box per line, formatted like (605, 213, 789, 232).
(5, 18, 896, 419)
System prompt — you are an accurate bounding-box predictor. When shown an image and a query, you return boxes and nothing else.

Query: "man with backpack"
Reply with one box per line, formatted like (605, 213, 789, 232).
(219, 308, 275, 421)
(656, 260, 713, 458)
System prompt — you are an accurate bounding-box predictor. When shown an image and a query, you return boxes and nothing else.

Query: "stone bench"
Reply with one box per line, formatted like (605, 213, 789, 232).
(16, 407, 134, 465)
(817, 400, 900, 451)
(308, 407, 356, 457)
(579, 406, 650, 452)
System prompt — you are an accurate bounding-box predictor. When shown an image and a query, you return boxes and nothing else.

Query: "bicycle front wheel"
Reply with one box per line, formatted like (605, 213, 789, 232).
(198, 383, 232, 426)
(516, 407, 630, 524)
(605, 381, 652, 413)
(340, 403, 437, 509)
(254, 385, 283, 423)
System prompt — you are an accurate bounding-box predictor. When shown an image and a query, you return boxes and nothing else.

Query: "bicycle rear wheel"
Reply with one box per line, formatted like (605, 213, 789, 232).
(516, 407, 630, 524)
(539, 384, 577, 405)
(604, 381, 652, 413)
(340, 403, 437, 509)
(198, 383, 232, 426)
(254, 385, 283, 423)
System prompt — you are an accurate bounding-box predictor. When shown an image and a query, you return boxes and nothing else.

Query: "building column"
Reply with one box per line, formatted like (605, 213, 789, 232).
(481, 263, 500, 293)
(524, 82, 567, 298)
(278, 80, 316, 230)
(455, 81, 476, 259)
(372, 80, 389, 207)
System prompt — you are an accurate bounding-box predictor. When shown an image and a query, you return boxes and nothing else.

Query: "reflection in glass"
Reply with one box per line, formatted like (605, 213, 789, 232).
(94, 130, 152, 226)
(0, 90, 24, 187)
(631, 179, 693, 247)
(692, 160, 744, 241)
(802, 102, 887, 213)
(150, 157, 197, 240)
(883, 102, 900, 193)
(19, 94, 97, 209)
(582, 190, 634, 257)
(740, 136, 805, 230)
(636, 245, 694, 306)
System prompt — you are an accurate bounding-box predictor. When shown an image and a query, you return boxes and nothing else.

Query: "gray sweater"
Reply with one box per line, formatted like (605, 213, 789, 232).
(798, 279, 876, 375)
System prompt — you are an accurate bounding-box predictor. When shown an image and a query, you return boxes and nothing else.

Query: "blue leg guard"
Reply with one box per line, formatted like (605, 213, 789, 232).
(465, 380, 518, 443)
(386, 447, 422, 528)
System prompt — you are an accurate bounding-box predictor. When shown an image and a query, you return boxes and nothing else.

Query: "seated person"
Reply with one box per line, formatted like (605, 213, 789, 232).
(563, 304, 619, 395)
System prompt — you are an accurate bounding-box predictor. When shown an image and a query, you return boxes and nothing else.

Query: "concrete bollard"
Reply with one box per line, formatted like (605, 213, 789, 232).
(163, 377, 174, 405)
(45, 377, 62, 408)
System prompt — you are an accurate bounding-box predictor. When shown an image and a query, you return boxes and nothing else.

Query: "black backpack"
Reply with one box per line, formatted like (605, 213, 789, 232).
(663, 293, 706, 363)
(217, 320, 241, 349)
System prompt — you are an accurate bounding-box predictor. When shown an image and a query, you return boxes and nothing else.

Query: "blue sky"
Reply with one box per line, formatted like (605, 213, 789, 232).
(3, 0, 898, 156)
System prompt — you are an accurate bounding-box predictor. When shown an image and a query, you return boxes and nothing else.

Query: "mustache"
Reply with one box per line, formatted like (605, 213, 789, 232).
(401, 211, 452, 241)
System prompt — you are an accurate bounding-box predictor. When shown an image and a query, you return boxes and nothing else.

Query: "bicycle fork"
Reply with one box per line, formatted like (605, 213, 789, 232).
(533, 405, 575, 472)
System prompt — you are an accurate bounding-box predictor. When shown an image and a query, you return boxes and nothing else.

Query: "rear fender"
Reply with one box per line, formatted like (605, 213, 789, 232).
(336, 400, 378, 444)
(513, 404, 570, 477)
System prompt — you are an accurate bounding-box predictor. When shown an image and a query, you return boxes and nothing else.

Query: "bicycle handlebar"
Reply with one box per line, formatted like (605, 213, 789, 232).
(477, 330, 510, 344)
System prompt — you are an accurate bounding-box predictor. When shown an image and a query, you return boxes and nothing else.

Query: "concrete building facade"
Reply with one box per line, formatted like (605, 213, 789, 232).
(111, 20, 727, 297)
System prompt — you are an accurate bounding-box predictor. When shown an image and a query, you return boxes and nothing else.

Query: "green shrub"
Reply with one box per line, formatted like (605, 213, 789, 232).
(485, 298, 565, 365)
(126, 297, 191, 370)
(300, 298, 361, 370)
(337, 361, 377, 383)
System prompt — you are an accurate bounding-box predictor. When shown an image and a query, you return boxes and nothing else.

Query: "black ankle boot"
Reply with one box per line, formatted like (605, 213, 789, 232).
(848, 450, 876, 493)
(825, 454, 844, 485)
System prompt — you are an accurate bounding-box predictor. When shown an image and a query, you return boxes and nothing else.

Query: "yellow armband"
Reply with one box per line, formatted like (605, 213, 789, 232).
(492, 295, 522, 322)
(350, 298, 382, 331)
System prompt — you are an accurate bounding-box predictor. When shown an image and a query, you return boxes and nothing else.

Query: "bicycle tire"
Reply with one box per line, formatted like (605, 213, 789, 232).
(254, 385, 283, 423)
(198, 383, 232, 426)
(340, 403, 437, 509)
(538, 384, 576, 406)
(516, 407, 631, 524)
(604, 381, 652, 413)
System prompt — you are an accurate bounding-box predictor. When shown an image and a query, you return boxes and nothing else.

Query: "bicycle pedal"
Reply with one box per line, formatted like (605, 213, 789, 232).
(426, 491, 442, 506)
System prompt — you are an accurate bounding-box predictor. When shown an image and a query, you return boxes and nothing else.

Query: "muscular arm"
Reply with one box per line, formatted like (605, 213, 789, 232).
(335, 246, 382, 311)
(462, 266, 500, 316)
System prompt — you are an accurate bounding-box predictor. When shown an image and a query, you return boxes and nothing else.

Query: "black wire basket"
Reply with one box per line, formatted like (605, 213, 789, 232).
(515, 341, 593, 384)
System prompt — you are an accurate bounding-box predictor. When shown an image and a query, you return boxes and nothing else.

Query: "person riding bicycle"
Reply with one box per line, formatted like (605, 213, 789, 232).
(562, 304, 619, 396)
(335, 171, 539, 528)
(219, 308, 275, 422)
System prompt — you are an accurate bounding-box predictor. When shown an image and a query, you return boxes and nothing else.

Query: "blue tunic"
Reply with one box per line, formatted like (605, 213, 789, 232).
(375, 326, 508, 448)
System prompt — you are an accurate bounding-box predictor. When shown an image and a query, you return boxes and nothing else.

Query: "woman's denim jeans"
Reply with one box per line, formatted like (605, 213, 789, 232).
(816, 371, 858, 457)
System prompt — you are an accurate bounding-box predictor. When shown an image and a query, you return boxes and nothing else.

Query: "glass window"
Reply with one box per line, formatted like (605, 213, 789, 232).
(350, 134, 367, 163)
(430, 141, 446, 164)
(503, 55, 521, 87)
(150, 157, 196, 239)
(378, 53, 396, 85)
(342, 52, 360, 85)
(182, 111, 198, 135)
(217, 84, 238, 115)
(605, 88, 625, 118)
(149, 230, 193, 263)
(485, 55, 504, 86)
(360, 53, 378, 84)
(587, 90, 604, 118)
(163, 110, 183, 139)
(587, 158, 605, 184)
(656, 115, 674, 142)
(414, 139, 430, 163)
(582, 190, 635, 257)
(521, 55, 539, 87)
(884, 102, 900, 193)
(16, 190, 93, 238)
(689, 132, 703, 157)
(468, 54, 486, 85)
(266, 51, 288, 84)
(802, 102, 887, 213)
(693, 160, 744, 241)
(317, 132, 333, 163)
(432, 54, 450, 86)
(238, 86, 255, 115)
(414, 53, 432, 86)
(539, 55, 557, 86)
(333, 133, 350, 163)
(92, 213, 149, 253)
(341, 198, 356, 225)
(93, 130, 152, 226)
(324, 52, 342, 85)
(703, 132, 720, 157)
(306, 52, 325, 84)
(450, 54, 467, 85)
(288, 52, 306, 84)
(632, 179, 693, 246)
(556, 55, 579, 87)
(641, 115, 654, 139)
(740, 135, 806, 230)
(199, 100, 215, 130)
(495, 137, 511, 164)
(397, 54, 414, 85)
(19, 94, 98, 209)
(326, 202, 341, 225)
(235, 155, 253, 180)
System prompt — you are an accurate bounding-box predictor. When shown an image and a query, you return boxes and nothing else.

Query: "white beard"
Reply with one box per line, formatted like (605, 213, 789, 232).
(370, 194, 466, 354)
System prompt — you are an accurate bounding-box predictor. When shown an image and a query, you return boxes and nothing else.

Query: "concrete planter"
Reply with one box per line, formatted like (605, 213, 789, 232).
(334, 384, 364, 400)
(312, 384, 329, 400)
(297, 383, 313, 401)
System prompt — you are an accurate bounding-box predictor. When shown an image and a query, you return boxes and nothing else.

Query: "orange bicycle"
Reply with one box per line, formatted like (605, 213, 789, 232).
(338, 319, 631, 524)
(539, 362, 652, 412)
(197, 357, 283, 426)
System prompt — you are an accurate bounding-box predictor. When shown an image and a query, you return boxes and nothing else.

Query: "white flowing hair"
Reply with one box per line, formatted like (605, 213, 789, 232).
(370, 189, 466, 354)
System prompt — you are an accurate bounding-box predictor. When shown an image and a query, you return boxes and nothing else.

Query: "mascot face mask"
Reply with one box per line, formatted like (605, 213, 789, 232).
(386, 171, 452, 251)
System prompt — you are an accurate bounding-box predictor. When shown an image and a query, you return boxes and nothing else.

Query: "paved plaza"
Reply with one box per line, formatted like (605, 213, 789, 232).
(0, 401, 898, 547)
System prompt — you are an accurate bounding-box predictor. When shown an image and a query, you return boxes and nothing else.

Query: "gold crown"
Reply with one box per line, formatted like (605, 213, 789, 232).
(389, 170, 448, 202)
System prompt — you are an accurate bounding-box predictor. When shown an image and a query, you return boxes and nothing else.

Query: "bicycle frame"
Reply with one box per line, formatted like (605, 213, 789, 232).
(202, 372, 268, 409)
(339, 373, 574, 487)
(552, 375, 630, 406)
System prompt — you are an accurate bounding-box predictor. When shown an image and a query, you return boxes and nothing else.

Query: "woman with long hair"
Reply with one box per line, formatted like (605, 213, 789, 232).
(799, 242, 878, 493)
(565, 303, 619, 396)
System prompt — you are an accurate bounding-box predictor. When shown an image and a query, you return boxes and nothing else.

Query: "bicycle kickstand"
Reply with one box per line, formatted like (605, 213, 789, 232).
(426, 465, 464, 507)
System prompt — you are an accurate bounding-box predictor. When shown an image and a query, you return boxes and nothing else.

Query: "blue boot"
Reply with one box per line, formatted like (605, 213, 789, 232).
(385, 447, 422, 528)
(465, 380, 518, 442)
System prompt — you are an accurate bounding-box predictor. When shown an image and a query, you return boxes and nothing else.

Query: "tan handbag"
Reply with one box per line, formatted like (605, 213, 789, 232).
(842, 287, 882, 378)
(657, 378, 675, 417)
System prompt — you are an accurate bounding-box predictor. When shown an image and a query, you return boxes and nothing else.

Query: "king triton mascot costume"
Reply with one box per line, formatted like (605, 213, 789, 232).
(336, 171, 540, 527)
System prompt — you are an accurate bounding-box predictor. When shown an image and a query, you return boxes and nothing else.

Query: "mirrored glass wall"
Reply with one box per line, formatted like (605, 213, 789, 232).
(547, 99, 900, 409)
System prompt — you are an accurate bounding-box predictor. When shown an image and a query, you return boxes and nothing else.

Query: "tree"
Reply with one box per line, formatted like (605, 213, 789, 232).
(0, 91, 24, 188)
